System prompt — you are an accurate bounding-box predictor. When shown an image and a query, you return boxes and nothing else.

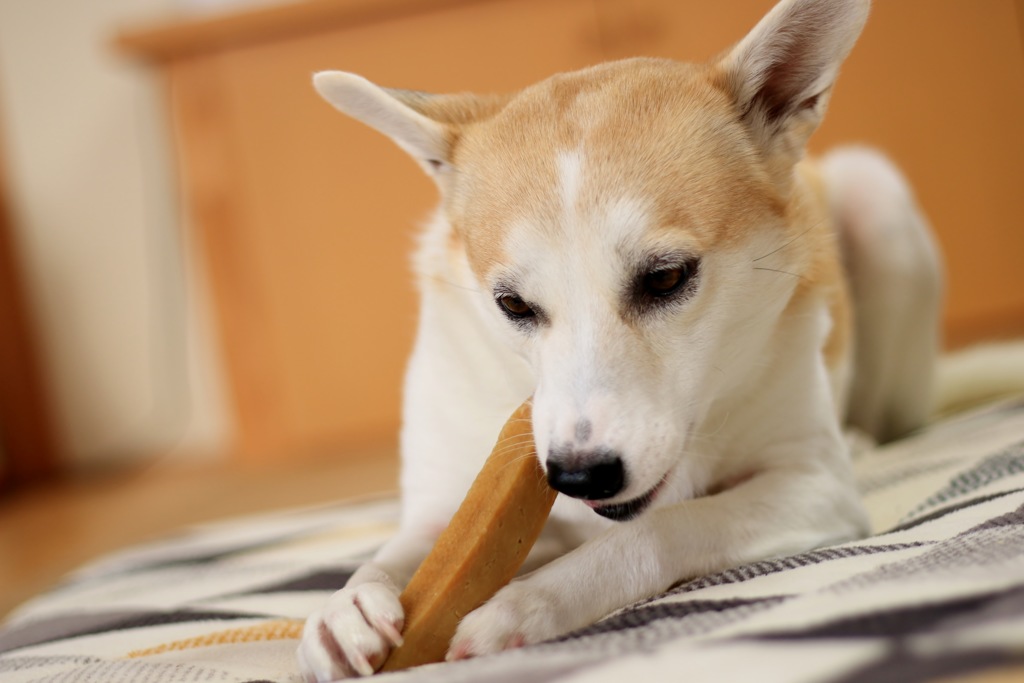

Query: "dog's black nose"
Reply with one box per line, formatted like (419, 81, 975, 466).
(546, 453, 625, 500)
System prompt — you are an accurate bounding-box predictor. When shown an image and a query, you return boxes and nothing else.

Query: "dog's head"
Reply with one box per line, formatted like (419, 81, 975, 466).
(315, 0, 869, 520)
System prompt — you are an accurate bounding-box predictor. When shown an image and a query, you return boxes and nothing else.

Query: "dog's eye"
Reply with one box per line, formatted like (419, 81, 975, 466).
(643, 268, 684, 296)
(642, 261, 697, 298)
(497, 293, 535, 319)
(627, 256, 701, 318)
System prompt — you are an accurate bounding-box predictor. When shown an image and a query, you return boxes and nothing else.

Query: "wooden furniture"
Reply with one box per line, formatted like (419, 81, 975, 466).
(117, 0, 1024, 461)
(0, 106, 60, 489)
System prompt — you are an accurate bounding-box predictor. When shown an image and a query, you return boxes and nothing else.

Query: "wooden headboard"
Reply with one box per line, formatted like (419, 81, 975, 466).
(117, 0, 1024, 461)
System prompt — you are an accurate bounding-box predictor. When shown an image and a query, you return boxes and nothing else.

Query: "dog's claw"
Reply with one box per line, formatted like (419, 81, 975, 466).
(348, 649, 374, 678)
(445, 640, 473, 662)
(374, 617, 405, 649)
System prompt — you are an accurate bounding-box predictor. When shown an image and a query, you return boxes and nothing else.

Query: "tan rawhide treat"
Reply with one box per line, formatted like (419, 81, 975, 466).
(379, 400, 556, 672)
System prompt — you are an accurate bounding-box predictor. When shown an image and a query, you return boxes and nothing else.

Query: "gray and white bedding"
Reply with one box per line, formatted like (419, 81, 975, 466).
(2, 397, 1024, 682)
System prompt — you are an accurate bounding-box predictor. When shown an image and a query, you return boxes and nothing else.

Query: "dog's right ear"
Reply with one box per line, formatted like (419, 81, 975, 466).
(313, 71, 508, 179)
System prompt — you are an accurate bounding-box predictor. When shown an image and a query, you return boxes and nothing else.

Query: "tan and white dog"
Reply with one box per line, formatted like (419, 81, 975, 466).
(299, 0, 942, 678)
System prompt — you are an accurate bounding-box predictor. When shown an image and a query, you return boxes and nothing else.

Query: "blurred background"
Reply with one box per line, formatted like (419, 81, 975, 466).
(0, 0, 1022, 617)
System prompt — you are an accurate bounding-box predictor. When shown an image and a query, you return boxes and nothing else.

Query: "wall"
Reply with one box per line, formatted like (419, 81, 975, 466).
(0, 0, 228, 468)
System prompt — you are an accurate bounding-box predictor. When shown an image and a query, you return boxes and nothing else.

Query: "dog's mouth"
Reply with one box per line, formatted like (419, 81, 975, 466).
(585, 476, 667, 522)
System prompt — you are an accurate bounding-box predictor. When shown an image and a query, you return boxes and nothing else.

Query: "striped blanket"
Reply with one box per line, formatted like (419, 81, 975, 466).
(2, 397, 1024, 682)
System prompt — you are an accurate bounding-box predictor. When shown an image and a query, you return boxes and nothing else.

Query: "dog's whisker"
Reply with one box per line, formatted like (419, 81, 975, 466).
(491, 448, 540, 464)
(753, 266, 807, 281)
(693, 410, 732, 441)
(428, 275, 482, 294)
(489, 437, 539, 459)
(497, 451, 540, 476)
(490, 445, 537, 462)
(750, 218, 826, 263)
(492, 432, 536, 446)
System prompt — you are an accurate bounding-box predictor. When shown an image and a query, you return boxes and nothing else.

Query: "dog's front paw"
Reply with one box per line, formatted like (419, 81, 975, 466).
(296, 582, 404, 681)
(448, 581, 563, 661)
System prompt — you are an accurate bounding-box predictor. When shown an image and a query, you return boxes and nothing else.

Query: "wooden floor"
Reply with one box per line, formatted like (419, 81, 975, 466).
(0, 447, 400, 621)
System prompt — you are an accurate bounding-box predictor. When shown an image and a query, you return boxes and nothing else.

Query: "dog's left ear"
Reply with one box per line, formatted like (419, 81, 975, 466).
(313, 71, 508, 181)
(716, 0, 869, 164)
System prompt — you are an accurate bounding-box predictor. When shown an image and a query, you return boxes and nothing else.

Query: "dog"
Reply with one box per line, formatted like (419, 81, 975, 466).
(298, 0, 942, 678)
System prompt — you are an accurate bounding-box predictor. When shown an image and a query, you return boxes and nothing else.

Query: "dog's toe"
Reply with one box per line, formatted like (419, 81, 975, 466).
(448, 582, 559, 660)
(297, 582, 404, 680)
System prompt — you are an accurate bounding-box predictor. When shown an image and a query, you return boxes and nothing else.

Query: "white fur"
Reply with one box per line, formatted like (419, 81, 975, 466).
(313, 72, 449, 175)
(820, 146, 944, 441)
(296, 0, 947, 680)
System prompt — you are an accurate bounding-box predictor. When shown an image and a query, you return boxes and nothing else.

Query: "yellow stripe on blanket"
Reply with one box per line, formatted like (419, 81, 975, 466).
(128, 619, 304, 657)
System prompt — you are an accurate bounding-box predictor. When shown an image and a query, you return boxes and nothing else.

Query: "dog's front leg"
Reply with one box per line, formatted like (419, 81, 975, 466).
(296, 526, 440, 681)
(449, 463, 867, 659)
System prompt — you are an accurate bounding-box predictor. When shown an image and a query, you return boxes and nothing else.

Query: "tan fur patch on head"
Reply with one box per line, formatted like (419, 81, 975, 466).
(790, 162, 851, 370)
(390, 90, 511, 127)
(441, 58, 785, 282)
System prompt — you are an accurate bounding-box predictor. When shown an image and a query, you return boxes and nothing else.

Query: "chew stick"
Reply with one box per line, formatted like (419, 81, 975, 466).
(379, 399, 555, 672)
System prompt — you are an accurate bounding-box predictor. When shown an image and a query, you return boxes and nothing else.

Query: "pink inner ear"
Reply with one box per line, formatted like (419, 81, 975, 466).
(745, 38, 829, 125)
